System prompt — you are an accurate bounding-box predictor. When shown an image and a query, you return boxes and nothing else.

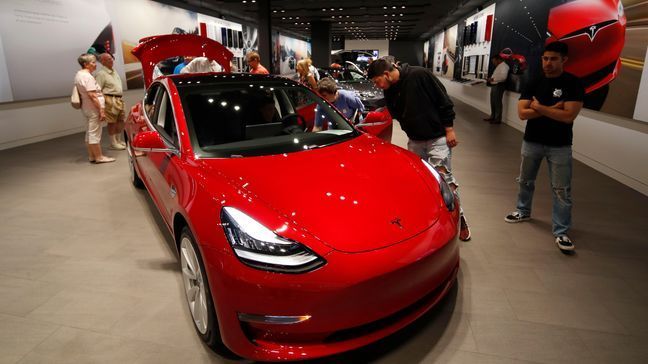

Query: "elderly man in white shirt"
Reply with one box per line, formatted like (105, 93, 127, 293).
(485, 54, 510, 124)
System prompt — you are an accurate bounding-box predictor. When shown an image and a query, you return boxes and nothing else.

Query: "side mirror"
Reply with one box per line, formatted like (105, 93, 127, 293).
(355, 108, 393, 137)
(132, 130, 177, 154)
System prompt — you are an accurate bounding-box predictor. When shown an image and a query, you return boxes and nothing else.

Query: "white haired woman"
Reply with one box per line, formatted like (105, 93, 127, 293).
(74, 53, 114, 163)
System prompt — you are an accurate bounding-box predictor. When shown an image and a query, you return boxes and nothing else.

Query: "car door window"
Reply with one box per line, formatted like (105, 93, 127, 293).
(144, 83, 162, 122)
(152, 89, 179, 147)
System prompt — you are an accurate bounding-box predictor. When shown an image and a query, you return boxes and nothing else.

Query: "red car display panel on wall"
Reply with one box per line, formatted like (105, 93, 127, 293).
(490, 0, 626, 110)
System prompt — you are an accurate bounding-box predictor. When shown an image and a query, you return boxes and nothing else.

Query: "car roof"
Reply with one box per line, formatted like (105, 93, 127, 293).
(165, 73, 303, 87)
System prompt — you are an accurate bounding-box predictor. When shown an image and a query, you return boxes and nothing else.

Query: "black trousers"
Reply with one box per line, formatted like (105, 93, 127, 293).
(489, 83, 506, 122)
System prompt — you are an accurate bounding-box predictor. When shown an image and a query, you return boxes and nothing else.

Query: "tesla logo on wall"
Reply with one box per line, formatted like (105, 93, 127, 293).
(391, 217, 404, 229)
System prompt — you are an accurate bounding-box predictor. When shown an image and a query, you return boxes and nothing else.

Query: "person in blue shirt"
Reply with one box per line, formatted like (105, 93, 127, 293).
(314, 77, 364, 131)
(173, 56, 194, 74)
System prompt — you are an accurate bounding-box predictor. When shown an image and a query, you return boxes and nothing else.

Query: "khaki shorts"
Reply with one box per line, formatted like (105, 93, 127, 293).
(83, 109, 103, 144)
(104, 95, 125, 124)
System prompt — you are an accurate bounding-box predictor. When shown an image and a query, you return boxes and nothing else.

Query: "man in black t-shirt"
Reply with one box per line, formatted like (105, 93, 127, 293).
(504, 42, 584, 253)
(368, 59, 472, 242)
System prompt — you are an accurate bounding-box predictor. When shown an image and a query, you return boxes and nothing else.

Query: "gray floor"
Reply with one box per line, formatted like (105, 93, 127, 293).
(1, 99, 647, 364)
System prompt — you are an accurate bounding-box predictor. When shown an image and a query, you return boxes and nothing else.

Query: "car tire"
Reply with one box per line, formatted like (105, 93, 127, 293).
(126, 139, 145, 189)
(179, 227, 231, 355)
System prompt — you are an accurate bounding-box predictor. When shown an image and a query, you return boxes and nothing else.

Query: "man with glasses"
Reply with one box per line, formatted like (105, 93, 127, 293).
(505, 42, 584, 253)
(367, 58, 471, 242)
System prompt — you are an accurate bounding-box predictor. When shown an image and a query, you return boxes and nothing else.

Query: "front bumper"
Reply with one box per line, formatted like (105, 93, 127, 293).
(202, 213, 459, 361)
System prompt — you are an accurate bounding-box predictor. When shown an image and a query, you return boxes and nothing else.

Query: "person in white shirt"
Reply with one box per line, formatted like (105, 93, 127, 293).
(485, 54, 510, 124)
(74, 53, 115, 163)
(180, 57, 223, 74)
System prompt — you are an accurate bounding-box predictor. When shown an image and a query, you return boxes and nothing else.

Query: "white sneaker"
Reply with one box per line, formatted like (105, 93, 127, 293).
(555, 235, 575, 252)
(110, 143, 126, 150)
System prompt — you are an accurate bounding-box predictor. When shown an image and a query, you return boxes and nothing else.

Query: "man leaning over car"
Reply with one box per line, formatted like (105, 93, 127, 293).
(368, 58, 471, 242)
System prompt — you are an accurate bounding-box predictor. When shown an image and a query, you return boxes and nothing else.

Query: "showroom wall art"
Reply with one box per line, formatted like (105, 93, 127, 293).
(431, 0, 647, 122)
(491, 0, 646, 120)
(0, 0, 271, 102)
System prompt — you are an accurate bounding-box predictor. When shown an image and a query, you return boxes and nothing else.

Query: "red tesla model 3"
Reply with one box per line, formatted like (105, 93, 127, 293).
(125, 35, 459, 361)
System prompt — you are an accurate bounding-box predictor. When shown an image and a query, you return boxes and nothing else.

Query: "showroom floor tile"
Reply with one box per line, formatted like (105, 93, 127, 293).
(0, 98, 647, 363)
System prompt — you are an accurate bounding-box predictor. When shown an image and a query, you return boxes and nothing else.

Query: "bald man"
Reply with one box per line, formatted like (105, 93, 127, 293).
(95, 53, 126, 150)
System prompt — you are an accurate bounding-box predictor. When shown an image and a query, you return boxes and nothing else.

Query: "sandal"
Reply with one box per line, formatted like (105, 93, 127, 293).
(94, 156, 116, 164)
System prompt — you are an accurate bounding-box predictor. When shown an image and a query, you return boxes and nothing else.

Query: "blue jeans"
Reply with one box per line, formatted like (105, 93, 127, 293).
(408, 137, 464, 216)
(516, 141, 572, 236)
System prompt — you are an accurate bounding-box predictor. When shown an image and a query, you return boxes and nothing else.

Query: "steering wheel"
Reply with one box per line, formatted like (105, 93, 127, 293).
(280, 113, 307, 134)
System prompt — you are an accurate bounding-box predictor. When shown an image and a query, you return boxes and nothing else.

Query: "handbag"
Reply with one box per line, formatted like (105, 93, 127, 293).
(70, 85, 81, 109)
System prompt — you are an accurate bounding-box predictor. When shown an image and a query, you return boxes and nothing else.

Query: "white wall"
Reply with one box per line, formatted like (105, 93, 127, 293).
(344, 39, 389, 59)
(439, 78, 648, 196)
(0, 89, 142, 150)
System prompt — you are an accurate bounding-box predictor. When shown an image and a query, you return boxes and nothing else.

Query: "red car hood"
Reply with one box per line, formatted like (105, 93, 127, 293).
(200, 136, 442, 253)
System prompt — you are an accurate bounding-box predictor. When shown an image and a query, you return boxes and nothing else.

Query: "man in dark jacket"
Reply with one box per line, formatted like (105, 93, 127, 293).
(368, 59, 471, 241)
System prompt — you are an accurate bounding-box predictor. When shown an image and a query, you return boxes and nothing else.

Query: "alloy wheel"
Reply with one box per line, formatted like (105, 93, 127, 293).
(180, 236, 209, 334)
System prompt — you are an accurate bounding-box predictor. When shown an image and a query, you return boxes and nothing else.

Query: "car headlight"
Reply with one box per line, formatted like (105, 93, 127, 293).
(221, 207, 326, 273)
(422, 159, 456, 211)
(618, 1, 624, 18)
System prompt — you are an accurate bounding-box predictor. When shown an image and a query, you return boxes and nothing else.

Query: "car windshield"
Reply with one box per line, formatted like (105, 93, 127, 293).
(176, 79, 359, 158)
